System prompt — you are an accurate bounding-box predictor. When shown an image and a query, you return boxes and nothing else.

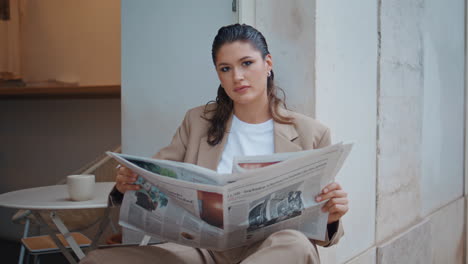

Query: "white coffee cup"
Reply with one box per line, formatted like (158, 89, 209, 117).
(67, 174, 95, 201)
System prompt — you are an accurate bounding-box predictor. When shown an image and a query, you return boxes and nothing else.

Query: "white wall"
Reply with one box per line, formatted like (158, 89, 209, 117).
(251, 2, 378, 262)
(377, 0, 465, 244)
(376, 0, 465, 263)
(255, 0, 316, 116)
(377, 0, 425, 243)
(314, 0, 377, 262)
(420, 0, 465, 216)
(20, 0, 120, 85)
(121, 0, 236, 156)
(466, 0, 468, 260)
(121, 0, 237, 244)
(466, 0, 468, 198)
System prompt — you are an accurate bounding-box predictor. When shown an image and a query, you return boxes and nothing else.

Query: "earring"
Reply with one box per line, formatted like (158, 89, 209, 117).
(267, 71, 271, 77)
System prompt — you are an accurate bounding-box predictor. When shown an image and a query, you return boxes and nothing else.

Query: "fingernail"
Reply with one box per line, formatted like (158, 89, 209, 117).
(323, 188, 328, 194)
(316, 196, 321, 202)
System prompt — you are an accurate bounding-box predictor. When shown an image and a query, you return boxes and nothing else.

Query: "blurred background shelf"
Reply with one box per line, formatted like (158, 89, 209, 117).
(0, 84, 121, 99)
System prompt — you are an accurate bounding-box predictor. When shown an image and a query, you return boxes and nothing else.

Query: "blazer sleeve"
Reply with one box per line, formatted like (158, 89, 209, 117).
(152, 110, 191, 161)
(316, 127, 331, 149)
(313, 220, 344, 247)
(311, 126, 345, 247)
(108, 110, 192, 207)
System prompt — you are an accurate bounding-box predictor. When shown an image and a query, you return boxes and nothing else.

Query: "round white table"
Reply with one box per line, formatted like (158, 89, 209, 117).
(0, 182, 115, 210)
(0, 182, 115, 264)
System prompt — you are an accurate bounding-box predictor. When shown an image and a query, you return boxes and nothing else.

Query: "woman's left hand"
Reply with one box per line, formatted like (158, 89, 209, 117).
(315, 182, 349, 224)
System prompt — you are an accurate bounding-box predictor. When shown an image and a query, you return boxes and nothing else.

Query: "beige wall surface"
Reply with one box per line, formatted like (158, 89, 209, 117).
(0, 0, 21, 77)
(0, 22, 7, 71)
(19, 0, 120, 85)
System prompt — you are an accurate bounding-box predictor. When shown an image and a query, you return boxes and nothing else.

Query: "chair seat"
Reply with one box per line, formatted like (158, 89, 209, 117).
(21, 232, 91, 253)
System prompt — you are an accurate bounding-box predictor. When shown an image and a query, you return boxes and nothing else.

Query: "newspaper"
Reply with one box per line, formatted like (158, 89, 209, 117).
(106, 142, 353, 250)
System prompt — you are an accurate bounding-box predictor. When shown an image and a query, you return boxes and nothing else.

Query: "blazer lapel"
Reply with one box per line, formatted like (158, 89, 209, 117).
(274, 115, 302, 153)
(197, 114, 233, 171)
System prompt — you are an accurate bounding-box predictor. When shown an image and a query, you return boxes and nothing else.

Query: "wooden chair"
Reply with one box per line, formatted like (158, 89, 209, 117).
(21, 232, 91, 264)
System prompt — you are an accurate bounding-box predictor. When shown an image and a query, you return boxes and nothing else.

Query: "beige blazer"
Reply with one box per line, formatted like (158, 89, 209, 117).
(153, 104, 344, 248)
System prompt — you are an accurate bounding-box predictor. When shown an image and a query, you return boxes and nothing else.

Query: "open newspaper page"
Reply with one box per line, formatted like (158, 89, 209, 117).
(107, 142, 352, 250)
(222, 143, 350, 248)
(233, 143, 353, 177)
(107, 152, 228, 249)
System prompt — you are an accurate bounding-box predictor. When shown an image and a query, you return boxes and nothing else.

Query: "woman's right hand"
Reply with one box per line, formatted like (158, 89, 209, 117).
(115, 166, 141, 194)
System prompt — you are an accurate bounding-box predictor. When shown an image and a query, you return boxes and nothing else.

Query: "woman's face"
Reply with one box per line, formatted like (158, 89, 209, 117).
(215, 41, 272, 108)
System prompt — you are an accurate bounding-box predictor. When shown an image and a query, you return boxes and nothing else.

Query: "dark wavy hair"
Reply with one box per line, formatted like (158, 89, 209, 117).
(205, 23, 293, 146)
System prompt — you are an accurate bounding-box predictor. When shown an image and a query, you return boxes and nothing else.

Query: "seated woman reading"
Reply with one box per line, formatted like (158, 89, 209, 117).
(81, 23, 349, 264)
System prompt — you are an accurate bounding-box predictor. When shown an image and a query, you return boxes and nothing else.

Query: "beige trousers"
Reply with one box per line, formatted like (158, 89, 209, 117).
(80, 230, 320, 264)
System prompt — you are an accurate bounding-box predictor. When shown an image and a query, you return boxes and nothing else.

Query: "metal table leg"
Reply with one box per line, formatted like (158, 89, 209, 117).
(139, 235, 151, 246)
(50, 212, 86, 260)
(18, 218, 30, 264)
(88, 206, 111, 251)
(31, 211, 78, 264)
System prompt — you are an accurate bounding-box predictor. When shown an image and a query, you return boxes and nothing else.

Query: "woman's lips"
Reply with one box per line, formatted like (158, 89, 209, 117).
(234, 85, 251, 93)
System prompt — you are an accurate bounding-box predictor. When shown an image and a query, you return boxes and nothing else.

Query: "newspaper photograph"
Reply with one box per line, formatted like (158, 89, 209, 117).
(107, 142, 353, 250)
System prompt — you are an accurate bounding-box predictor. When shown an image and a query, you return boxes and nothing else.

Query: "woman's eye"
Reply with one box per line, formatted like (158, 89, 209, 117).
(220, 67, 230, 72)
(242, 61, 253, 66)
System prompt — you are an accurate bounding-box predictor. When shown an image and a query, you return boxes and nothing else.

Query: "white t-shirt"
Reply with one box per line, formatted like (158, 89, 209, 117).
(216, 115, 274, 174)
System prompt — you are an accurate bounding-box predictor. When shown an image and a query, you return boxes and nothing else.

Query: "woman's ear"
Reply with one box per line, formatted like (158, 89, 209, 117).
(265, 54, 273, 72)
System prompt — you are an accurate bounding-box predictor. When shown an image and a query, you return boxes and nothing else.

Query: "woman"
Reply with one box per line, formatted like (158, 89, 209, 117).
(82, 24, 348, 264)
